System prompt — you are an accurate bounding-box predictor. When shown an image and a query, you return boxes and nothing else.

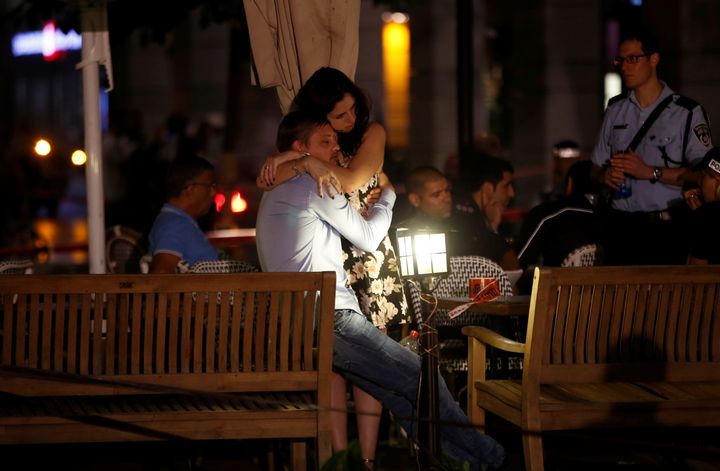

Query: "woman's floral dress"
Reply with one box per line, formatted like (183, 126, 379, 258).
(338, 158, 409, 329)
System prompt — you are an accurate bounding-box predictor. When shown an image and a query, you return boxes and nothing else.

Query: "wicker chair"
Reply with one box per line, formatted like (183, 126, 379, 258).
(405, 255, 512, 325)
(189, 259, 260, 273)
(560, 243, 598, 267)
(0, 259, 34, 275)
(405, 256, 519, 398)
(105, 225, 146, 274)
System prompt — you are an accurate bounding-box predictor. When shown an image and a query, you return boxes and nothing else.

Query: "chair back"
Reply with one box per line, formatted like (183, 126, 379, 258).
(560, 243, 597, 267)
(0, 259, 34, 274)
(405, 255, 512, 323)
(190, 259, 260, 273)
(106, 225, 146, 274)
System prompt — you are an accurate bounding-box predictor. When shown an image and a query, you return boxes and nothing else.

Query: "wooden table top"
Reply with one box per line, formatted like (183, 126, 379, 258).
(435, 295, 531, 316)
(428, 296, 531, 327)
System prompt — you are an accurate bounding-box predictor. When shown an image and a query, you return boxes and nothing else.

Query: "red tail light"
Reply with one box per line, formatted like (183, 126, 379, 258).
(214, 193, 226, 212)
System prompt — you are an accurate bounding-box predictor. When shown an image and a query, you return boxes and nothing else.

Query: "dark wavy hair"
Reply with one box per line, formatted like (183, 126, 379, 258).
(291, 67, 370, 159)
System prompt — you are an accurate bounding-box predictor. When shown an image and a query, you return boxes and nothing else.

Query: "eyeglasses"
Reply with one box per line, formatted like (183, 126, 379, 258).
(188, 181, 217, 190)
(612, 53, 650, 67)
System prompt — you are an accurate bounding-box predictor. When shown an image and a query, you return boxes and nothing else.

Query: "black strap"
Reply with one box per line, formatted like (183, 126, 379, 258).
(626, 95, 674, 152)
(681, 111, 692, 166)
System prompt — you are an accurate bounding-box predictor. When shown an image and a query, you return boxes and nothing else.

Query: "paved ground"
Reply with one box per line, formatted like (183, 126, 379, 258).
(3, 419, 720, 470)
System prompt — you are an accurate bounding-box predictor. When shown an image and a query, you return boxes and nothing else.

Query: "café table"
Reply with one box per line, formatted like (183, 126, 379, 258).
(432, 295, 531, 326)
(429, 295, 531, 392)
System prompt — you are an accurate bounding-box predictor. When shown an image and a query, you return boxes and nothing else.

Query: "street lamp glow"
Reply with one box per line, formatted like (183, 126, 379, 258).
(34, 139, 51, 157)
(382, 15, 410, 149)
(71, 149, 87, 166)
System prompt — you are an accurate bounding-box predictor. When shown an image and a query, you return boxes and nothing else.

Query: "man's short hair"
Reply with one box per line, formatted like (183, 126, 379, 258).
(165, 156, 214, 199)
(276, 110, 330, 152)
(620, 28, 660, 56)
(461, 155, 514, 193)
(405, 166, 446, 195)
(566, 160, 594, 195)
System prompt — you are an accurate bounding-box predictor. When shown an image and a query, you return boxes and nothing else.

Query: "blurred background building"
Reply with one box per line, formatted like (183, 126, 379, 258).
(1, 0, 719, 267)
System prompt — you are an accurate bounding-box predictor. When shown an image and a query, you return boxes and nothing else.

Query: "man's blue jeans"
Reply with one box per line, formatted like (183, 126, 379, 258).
(332, 309, 505, 470)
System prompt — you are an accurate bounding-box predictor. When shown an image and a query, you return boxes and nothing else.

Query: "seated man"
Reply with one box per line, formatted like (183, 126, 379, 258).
(256, 111, 504, 470)
(517, 160, 603, 268)
(148, 156, 220, 273)
(401, 165, 518, 270)
(455, 156, 521, 270)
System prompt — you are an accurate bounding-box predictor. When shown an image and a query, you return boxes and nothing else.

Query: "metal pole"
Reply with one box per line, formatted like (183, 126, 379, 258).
(457, 0, 474, 174)
(417, 278, 441, 469)
(418, 315, 441, 468)
(78, 1, 111, 274)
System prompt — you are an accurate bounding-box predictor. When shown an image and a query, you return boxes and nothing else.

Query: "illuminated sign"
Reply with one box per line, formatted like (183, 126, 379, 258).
(12, 21, 81, 58)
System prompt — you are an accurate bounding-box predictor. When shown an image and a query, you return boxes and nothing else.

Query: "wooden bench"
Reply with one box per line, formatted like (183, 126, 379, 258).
(0, 272, 335, 470)
(462, 266, 720, 471)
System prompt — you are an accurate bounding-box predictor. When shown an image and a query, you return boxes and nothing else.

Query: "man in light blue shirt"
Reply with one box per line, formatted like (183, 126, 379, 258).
(591, 29, 712, 264)
(148, 157, 219, 272)
(256, 111, 504, 470)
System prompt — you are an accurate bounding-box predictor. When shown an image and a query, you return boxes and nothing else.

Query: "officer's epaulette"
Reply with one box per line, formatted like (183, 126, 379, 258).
(607, 93, 627, 107)
(673, 94, 699, 111)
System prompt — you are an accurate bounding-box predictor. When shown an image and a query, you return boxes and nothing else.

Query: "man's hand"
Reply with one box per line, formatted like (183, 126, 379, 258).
(484, 197, 504, 232)
(362, 174, 389, 219)
(365, 187, 382, 208)
(610, 150, 653, 180)
(602, 163, 626, 190)
(303, 156, 342, 198)
(377, 172, 394, 193)
(683, 188, 703, 210)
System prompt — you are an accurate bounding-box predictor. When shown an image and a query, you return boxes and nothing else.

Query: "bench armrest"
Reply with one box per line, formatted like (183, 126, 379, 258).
(461, 326, 525, 354)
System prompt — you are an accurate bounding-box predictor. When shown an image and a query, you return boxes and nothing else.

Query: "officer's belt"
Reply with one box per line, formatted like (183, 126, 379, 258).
(610, 208, 674, 222)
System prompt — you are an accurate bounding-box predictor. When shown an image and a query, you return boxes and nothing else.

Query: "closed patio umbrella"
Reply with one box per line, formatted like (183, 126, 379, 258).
(243, 0, 360, 113)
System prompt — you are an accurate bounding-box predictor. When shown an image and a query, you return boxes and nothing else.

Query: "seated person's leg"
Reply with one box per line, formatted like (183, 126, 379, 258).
(332, 309, 505, 469)
(331, 372, 349, 453)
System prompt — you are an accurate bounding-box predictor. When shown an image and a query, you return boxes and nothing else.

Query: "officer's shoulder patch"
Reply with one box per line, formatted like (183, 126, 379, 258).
(693, 123, 712, 147)
(674, 95, 699, 111)
(607, 93, 627, 107)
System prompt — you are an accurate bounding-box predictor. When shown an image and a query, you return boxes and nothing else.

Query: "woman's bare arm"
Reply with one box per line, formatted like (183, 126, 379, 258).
(256, 122, 386, 194)
(330, 122, 386, 192)
(257, 153, 342, 198)
(256, 150, 306, 189)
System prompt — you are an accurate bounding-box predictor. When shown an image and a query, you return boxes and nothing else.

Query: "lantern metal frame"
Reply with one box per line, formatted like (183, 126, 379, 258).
(395, 226, 449, 467)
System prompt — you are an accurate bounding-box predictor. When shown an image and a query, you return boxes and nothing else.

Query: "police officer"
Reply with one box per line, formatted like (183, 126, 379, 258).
(591, 29, 713, 265)
(688, 147, 720, 265)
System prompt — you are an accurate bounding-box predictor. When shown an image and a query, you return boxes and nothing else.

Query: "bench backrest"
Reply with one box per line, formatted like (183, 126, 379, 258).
(525, 266, 720, 391)
(0, 272, 335, 397)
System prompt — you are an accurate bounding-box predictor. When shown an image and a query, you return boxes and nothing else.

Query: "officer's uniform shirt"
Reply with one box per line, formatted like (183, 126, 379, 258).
(591, 82, 712, 212)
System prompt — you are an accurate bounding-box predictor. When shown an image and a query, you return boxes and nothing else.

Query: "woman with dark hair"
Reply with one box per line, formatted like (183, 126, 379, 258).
(258, 67, 383, 193)
(257, 67, 409, 468)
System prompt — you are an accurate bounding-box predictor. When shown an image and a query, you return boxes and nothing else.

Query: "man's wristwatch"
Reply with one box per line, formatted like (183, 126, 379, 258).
(650, 167, 663, 184)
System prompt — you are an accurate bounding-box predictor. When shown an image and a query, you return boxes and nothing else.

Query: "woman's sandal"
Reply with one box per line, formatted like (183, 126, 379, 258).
(361, 457, 375, 469)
